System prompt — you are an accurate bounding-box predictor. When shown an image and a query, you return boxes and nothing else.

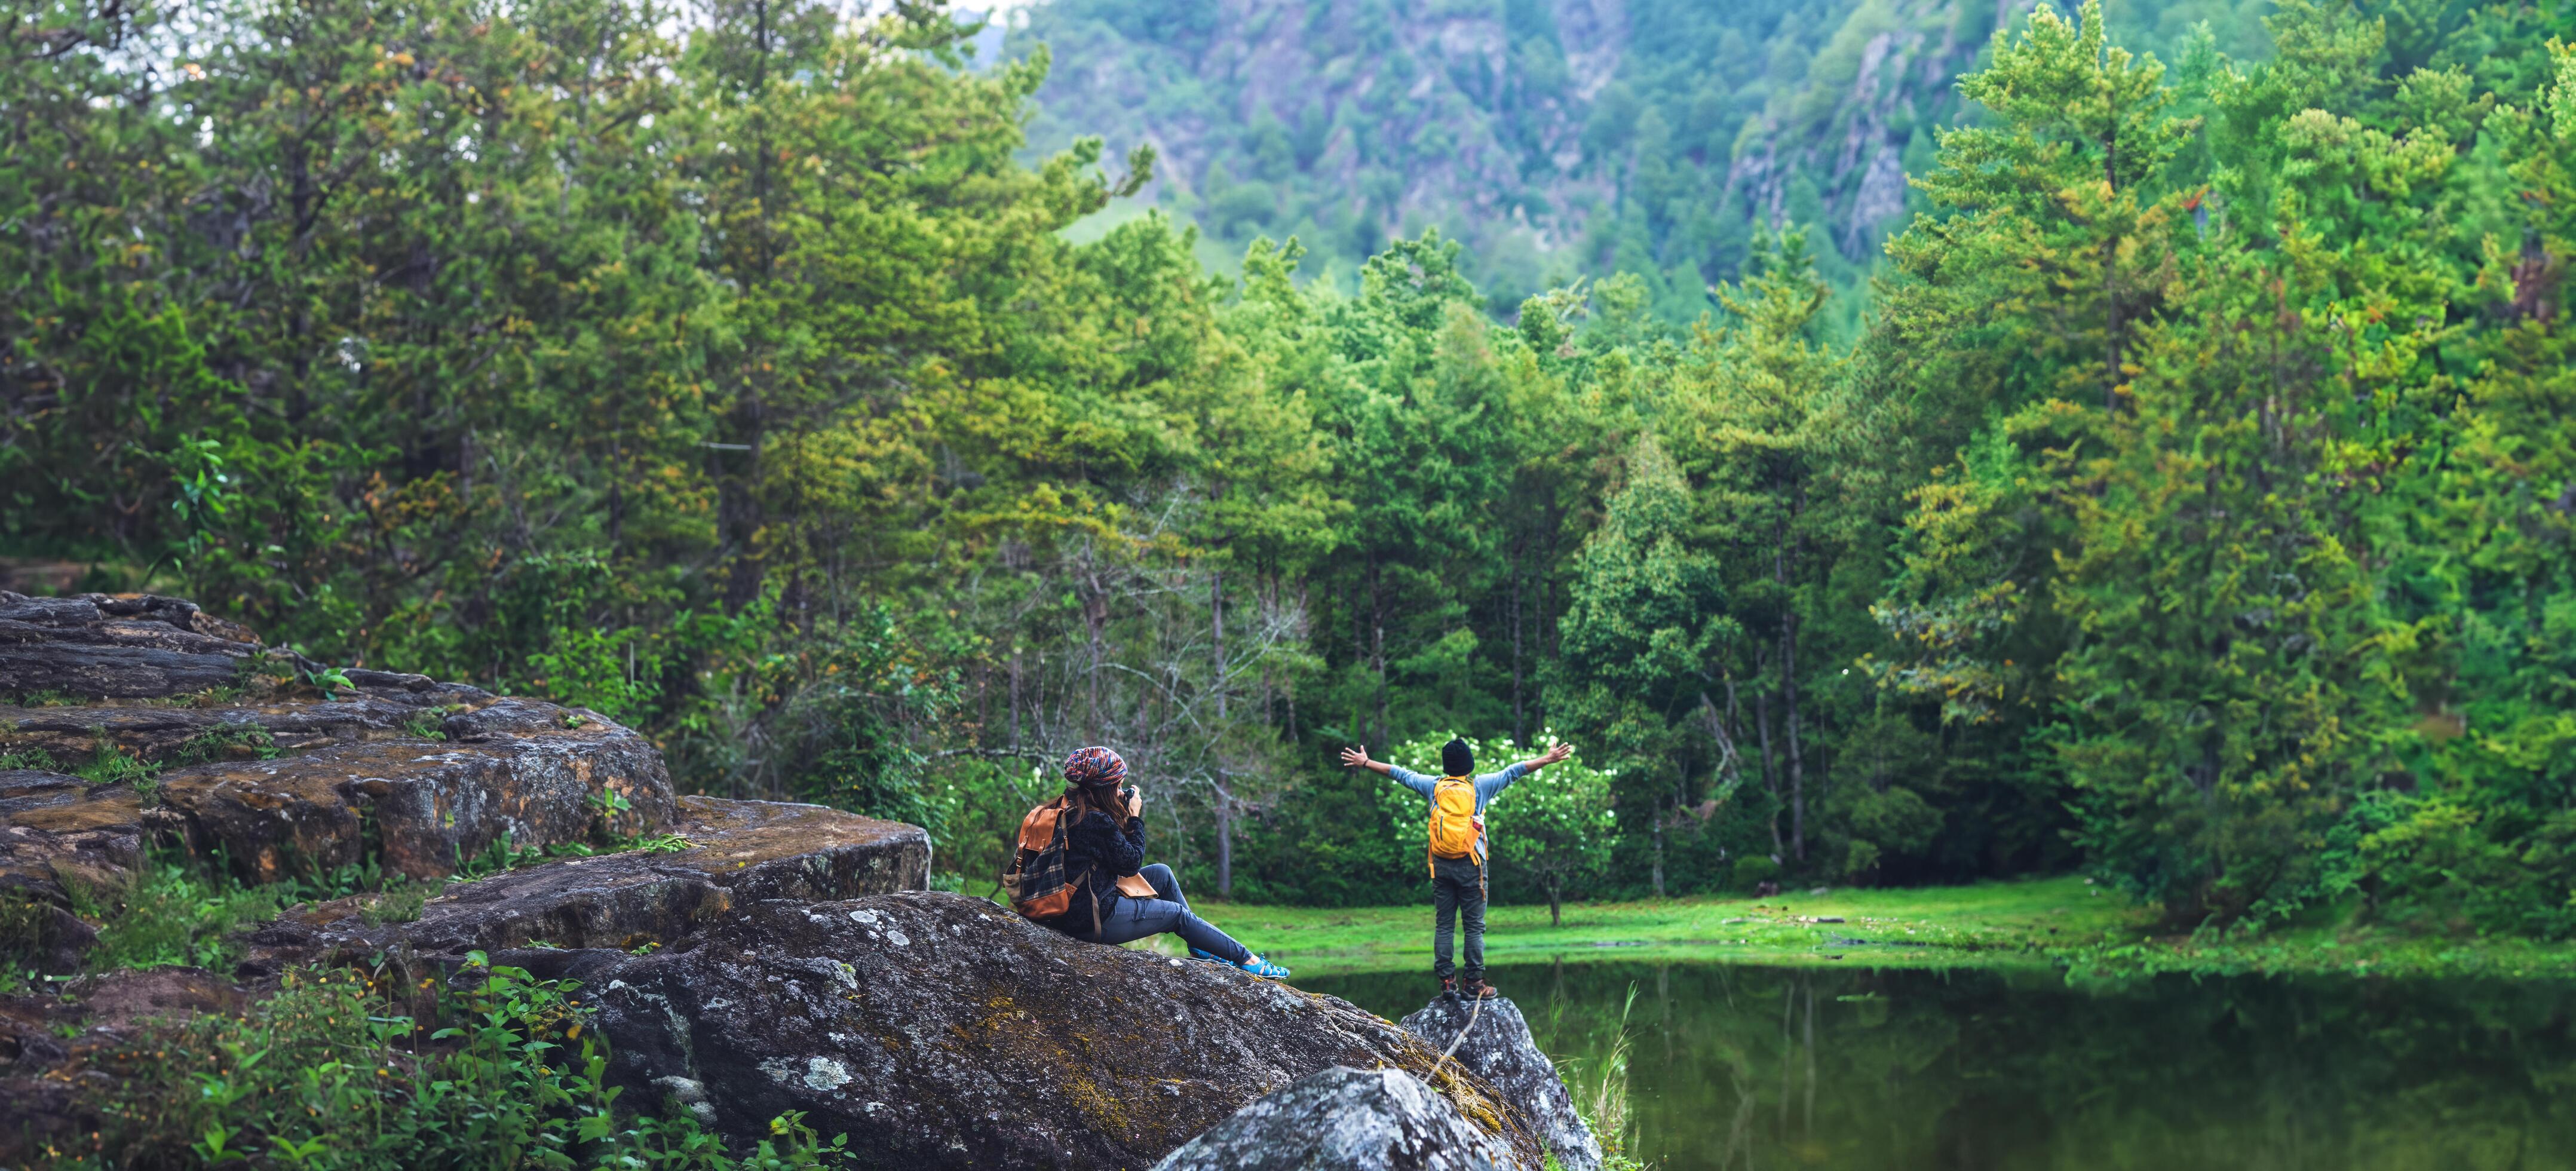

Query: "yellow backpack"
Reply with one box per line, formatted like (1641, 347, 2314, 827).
(1427, 777, 1484, 873)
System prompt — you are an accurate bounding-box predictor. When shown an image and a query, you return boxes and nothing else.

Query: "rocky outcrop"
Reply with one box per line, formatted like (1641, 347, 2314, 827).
(252, 796, 930, 962)
(1152, 1065, 1518, 1171)
(152, 705, 674, 883)
(0, 596, 687, 973)
(579, 892, 1545, 1170)
(0, 592, 262, 700)
(1404, 996, 1602, 1171)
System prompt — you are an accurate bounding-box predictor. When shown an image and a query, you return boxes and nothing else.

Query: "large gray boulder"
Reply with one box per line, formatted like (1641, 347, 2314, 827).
(1403, 996, 1602, 1171)
(1151, 1065, 1518, 1171)
(582, 891, 1544, 1170)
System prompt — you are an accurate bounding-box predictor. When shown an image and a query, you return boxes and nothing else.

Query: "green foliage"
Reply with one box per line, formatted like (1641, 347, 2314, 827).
(78, 854, 289, 973)
(7, 0, 2573, 945)
(56, 955, 847, 1169)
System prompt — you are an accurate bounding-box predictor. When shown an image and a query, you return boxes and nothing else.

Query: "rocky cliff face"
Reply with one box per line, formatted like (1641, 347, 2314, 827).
(1, 593, 1573, 1169)
(1008, 0, 2011, 293)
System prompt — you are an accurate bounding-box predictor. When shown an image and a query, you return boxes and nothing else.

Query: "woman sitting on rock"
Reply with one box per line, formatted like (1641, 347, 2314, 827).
(1010, 747, 1289, 979)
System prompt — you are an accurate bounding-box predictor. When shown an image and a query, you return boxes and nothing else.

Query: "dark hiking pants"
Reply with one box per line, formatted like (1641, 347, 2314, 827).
(1431, 853, 1486, 980)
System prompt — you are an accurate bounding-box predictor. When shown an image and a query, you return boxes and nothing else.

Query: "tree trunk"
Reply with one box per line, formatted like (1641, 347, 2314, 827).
(1755, 648, 1782, 856)
(1510, 535, 1526, 745)
(1547, 881, 1562, 927)
(1777, 500, 1806, 864)
(1215, 788, 1234, 899)
(1784, 611, 1805, 864)
(1369, 554, 1388, 748)
(1211, 568, 1226, 720)
(1651, 815, 1666, 899)
(1085, 563, 1107, 735)
(2103, 127, 2123, 413)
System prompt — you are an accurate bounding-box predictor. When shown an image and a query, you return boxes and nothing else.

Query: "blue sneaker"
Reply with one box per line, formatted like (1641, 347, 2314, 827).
(1234, 953, 1290, 979)
(1189, 947, 1225, 964)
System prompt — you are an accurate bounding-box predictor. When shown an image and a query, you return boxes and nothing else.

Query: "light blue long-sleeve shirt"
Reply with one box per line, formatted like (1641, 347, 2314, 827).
(1385, 762, 1529, 815)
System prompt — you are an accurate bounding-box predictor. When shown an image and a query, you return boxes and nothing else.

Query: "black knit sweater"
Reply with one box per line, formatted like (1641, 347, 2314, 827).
(1057, 808, 1145, 930)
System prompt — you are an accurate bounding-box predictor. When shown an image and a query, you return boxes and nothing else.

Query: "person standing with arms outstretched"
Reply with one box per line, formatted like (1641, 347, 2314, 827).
(1340, 737, 1577, 998)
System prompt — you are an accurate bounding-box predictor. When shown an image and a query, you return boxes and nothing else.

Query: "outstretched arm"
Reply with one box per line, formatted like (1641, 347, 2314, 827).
(1344, 745, 1436, 798)
(1482, 742, 1576, 804)
(1516, 742, 1575, 773)
(1338, 745, 1394, 775)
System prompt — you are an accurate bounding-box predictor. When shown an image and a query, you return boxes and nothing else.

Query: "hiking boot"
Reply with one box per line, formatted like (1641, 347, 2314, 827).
(1235, 953, 1290, 979)
(1459, 975, 1498, 999)
(1439, 974, 1460, 1000)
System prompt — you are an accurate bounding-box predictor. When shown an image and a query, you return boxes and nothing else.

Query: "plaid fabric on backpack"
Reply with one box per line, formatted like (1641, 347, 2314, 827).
(1004, 795, 1155, 932)
(1004, 797, 1082, 923)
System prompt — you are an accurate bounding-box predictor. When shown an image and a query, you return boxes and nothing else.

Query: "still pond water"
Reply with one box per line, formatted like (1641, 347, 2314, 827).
(1305, 962, 2576, 1171)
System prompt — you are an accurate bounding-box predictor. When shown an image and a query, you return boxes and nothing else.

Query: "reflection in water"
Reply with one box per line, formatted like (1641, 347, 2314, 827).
(1305, 962, 2576, 1170)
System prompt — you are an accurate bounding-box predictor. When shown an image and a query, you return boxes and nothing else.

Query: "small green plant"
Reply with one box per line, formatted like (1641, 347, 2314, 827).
(358, 882, 431, 927)
(73, 732, 156, 786)
(588, 786, 637, 841)
(180, 682, 248, 707)
(452, 834, 549, 882)
(398, 705, 451, 740)
(562, 712, 588, 729)
(300, 664, 355, 700)
(168, 722, 281, 767)
(624, 833, 695, 854)
(0, 745, 61, 771)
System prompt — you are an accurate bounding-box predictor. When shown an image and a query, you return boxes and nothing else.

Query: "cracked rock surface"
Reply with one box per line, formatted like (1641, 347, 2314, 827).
(578, 892, 1544, 1170)
(1151, 1065, 1520, 1171)
(253, 796, 930, 962)
(1404, 995, 1603, 1171)
(1, 596, 680, 973)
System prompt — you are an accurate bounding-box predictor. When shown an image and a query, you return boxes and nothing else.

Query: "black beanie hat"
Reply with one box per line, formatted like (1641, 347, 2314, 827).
(1441, 737, 1473, 777)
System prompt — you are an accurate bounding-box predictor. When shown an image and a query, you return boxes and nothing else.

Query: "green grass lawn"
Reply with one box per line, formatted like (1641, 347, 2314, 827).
(1137, 875, 2576, 981)
(1172, 876, 2134, 977)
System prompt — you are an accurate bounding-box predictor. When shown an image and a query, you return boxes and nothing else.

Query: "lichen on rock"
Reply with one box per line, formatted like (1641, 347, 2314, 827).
(578, 892, 1546, 1170)
(1151, 1065, 1524, 1171)
(1404, 995, 1604, 1171)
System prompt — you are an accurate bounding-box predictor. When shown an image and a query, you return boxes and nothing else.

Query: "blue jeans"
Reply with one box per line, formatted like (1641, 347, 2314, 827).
(1072, 863, 1252, 965)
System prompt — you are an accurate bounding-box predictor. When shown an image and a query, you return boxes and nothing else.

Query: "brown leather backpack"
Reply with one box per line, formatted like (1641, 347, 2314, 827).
(1003, 796, 1155, 931)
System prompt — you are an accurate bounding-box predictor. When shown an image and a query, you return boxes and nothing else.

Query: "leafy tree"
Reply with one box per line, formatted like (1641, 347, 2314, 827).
(1553, 434, 1734, 896)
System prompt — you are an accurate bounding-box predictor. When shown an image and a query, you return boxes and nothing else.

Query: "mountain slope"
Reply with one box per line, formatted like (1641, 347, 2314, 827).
(1006, 0, 2271, 318)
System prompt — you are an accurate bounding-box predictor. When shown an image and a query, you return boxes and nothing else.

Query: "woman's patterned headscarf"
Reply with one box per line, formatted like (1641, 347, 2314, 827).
(1063, 746, 1127, 790)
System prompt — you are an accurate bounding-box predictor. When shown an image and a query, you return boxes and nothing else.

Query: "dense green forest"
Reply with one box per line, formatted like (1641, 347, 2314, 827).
(4, 0, 2572, 935)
